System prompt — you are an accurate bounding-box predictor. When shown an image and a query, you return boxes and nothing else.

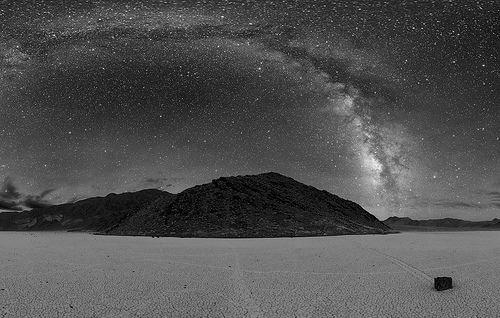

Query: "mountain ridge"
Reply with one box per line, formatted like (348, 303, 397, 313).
(0, 189, 172, 232)
(1, 172, 394, 237)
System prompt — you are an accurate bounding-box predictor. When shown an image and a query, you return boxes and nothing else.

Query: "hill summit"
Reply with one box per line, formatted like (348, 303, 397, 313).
(110, 172, 392, 237)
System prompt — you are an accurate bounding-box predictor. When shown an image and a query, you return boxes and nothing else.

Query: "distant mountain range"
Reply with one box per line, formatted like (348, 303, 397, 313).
(0, 189, 173, 232)
(0, 172, 393, 237)
(384, 216, 500, 229)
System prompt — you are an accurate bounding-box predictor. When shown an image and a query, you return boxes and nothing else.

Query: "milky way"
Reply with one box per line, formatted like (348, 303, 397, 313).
(1, 1, 499, 220)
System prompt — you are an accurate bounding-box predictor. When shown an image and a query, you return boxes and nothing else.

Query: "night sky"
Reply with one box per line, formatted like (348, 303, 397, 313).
(1, 0, 499, 220)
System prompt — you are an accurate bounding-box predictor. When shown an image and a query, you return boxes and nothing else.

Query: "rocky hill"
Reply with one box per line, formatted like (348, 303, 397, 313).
(0, 189, 171, 232)
(1, 173, 394, 237)
(384, 216, 500, 230)
(109, 172, 393, 237)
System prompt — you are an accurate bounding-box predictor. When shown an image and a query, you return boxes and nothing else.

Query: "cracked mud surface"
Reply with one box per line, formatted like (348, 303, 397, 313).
(1, 231, 499, 317)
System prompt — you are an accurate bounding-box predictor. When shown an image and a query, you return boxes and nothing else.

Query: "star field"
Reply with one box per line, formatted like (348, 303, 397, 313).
(1, 0, 499, 220)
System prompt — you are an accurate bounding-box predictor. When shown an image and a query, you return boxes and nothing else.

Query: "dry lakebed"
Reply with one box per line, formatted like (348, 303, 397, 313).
(1, 231, 499, 317)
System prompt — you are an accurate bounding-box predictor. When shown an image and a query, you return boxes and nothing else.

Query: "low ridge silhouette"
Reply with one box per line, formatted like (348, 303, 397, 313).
(384, 216, 500, 230)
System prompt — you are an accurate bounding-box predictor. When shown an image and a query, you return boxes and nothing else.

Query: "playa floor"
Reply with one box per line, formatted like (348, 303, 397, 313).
(1, 231, 499, 317)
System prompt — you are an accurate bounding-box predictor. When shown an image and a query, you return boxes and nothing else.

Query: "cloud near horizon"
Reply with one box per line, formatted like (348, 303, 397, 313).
(0, 177, 57, 211)
(486, 191, 500, 202)
(433, 199, 500, 210)
(23, 188, 58, 209)
(434, 201, 488, 209)
(405, 193, 500, 211)
(142, 177, 173, 190)
(0, 176, 22, 211)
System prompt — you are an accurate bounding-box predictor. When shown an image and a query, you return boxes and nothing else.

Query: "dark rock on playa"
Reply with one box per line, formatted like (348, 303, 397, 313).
(434, 277, 453, 291)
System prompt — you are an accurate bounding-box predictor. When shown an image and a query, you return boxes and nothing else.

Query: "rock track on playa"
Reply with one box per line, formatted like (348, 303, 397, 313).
(231, 252, 264, 318)
(349, 240, 434, 284)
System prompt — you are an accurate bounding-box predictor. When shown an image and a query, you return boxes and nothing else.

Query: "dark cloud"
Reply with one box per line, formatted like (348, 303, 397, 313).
(0, 200, 22, 211)
(23, 195, 53, 209)
(0, 178, 57, 211)
(39, 188, 57, 198)
(410, 195, 500, 211)
(22, 188, 57, 209)
(486, 191, 500, 201)
(434, 201, 487, 209)
(0, 176, 21, 200)
(0, 176, 22, 211)
(143, 177, 173, 190)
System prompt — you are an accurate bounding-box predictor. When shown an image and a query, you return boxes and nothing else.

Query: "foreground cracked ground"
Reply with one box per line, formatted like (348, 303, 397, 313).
(1, 232, 500, 317)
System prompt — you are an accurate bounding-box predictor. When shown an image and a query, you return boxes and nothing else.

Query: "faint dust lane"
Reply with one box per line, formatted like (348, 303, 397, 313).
(232, 252, 264, 318)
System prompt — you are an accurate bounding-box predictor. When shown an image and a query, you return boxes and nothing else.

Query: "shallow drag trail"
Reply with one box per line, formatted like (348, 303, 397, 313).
(349, 239, 434, 284)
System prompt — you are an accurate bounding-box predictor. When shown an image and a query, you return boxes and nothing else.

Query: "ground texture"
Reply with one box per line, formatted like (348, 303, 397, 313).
(1, 231, 499, 317)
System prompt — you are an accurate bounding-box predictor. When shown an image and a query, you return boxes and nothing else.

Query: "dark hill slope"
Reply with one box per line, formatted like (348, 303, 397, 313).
(111, 172, 392, 237)
(0, 189, 172, 231)
(107, 194, 176, 236)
